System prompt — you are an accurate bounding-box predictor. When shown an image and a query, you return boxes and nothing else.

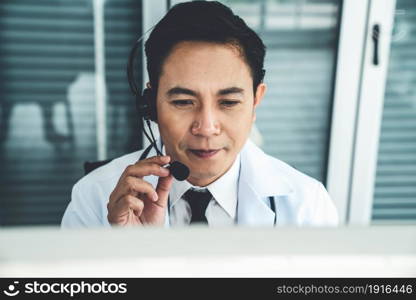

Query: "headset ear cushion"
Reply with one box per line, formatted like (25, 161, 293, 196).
(137, 88, 157, 122)
(135, 92, 148, 120)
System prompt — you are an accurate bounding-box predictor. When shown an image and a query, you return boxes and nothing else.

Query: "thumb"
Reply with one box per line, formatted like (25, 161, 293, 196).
(155, 174, 173, 208)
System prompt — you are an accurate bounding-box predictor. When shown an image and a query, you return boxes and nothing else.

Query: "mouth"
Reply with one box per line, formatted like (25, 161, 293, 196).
(188, 149, 221, 159)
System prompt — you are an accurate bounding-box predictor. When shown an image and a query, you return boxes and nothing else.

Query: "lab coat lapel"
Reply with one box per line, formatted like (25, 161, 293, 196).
(237, 178, 276, 226)
(237, 140, 294, 226)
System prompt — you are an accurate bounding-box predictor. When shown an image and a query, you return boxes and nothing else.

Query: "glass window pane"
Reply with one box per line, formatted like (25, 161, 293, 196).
(0, 0, 142, 226)
(372, 0, 416, 223)
(105, 1, 142, 158)
(221, 0, 341, 182)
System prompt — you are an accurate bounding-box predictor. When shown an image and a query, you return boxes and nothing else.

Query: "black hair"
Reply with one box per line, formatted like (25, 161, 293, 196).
(144, 1, 266, 94)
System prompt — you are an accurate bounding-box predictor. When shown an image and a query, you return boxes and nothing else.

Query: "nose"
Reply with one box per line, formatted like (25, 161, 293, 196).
(191, 106, 220, 137)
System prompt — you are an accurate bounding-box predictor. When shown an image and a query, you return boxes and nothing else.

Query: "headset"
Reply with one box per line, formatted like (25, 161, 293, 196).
(127, 34, 190, 181)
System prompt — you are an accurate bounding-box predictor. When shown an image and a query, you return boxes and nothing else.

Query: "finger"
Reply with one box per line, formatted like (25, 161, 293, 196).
(115, 177, 159, 202)
(116, 195, 144, 217)
(123, 160, 171, 178)
(155, 174, 174, 208)
(137, 155, 171, 166)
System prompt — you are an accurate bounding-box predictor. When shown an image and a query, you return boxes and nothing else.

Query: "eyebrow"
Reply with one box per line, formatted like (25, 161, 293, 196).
(166, 87, 197, 97)
(217, 87, 244, 96)
(166, 86, 245, 97)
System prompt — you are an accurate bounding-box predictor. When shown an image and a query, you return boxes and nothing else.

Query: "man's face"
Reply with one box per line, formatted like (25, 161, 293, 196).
(156, 41, 266, 187)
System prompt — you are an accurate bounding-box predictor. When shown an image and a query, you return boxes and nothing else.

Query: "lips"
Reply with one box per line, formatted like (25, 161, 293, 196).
(189, 149, 220, 158)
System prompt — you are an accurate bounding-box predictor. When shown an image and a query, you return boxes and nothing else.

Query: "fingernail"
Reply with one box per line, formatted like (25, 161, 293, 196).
(152, 193, 158, 202)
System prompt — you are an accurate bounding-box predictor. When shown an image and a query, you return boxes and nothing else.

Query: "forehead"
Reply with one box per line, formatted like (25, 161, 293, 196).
(159, 41, 253, 89)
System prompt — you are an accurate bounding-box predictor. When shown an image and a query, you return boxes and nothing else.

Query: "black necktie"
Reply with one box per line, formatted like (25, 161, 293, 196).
(183, 188, 212, 224)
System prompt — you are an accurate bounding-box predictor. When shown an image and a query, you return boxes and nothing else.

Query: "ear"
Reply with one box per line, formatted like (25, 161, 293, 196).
(252, 83, 267, 122)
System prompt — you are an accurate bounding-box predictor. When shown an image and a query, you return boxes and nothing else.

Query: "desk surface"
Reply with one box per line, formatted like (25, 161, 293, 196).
(1, 226, 415, 277)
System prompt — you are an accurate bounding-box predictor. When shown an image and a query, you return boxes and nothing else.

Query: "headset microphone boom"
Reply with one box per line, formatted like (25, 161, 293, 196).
(127, 36, 190, 181)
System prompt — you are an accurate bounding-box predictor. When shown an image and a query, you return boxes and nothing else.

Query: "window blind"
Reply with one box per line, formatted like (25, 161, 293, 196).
(372, 0, 416, 223)
(0, 0, 142, 226)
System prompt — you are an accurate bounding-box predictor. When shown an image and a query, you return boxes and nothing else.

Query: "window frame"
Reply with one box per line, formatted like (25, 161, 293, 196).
(347, 0, 396, 225)
(326, 0, 371, 224)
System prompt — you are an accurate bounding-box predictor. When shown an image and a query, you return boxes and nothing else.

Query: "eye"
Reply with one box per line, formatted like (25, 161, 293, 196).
(220, 100, 240, 107)
(171, 100, 193, 107)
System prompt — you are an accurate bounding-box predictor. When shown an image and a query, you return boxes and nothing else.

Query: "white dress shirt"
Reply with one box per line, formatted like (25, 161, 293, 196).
(169, 154, 240, 227)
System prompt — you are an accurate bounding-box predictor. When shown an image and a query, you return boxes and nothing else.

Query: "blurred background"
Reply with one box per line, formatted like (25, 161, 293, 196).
(0, 0, 415, 227)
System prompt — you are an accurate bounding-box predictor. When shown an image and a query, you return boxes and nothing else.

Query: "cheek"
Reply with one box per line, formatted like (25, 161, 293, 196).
(157, 105, 190, 147)
(223, 110, 254, 142)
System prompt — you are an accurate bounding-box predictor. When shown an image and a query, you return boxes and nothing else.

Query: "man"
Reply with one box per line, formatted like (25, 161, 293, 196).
(61, 1, 338, 228)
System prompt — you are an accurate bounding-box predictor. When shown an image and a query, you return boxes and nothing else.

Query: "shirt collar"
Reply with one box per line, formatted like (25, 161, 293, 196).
(168, 154, 240, 219)
(205, 153, 240, 218)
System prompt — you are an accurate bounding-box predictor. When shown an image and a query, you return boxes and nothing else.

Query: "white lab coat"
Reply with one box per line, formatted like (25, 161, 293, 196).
(61, 139, 339, 228)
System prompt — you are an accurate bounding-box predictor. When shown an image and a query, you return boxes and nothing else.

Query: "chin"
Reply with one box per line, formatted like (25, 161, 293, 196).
(189, 167, 219, 180)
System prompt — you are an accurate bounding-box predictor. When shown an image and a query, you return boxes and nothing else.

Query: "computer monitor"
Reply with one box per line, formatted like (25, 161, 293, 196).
(0, 226, 415, 277)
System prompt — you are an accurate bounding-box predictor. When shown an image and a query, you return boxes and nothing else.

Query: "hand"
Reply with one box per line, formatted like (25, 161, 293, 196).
(107, 155, 173, 226)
